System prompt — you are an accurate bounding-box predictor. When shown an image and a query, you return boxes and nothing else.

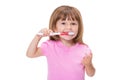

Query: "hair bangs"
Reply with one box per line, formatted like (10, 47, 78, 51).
(57, 9, 77, 21)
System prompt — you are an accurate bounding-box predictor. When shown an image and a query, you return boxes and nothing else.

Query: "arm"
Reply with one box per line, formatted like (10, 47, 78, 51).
(82, 53, 95, 77)
(26, 35, 43, 58)
(26, 28, 53, 58)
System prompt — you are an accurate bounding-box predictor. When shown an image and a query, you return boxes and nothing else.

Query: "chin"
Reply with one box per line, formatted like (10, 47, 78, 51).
(60, 36, 75, 41)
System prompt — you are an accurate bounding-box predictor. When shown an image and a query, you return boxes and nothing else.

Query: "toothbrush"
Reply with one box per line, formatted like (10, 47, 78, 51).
(37, 32, 74, 36)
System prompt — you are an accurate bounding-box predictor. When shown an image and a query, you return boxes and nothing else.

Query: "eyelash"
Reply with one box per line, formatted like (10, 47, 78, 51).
(61, 22, 65, 25)
(61, 22, 77, 25)
(71, 23, 76, 25)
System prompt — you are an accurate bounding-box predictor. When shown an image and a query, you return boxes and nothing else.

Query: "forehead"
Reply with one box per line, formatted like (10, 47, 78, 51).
(57, 18, 78, 22)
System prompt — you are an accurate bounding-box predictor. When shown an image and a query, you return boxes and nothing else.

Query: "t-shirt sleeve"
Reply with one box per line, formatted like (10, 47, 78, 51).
(39, 40, 55, 57)
(85, 46, 92, 55)
(82, 45, 92, 58)
(39, 40, 50, 56)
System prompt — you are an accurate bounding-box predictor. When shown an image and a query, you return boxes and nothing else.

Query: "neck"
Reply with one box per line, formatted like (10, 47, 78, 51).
(60, 39, 75, 47)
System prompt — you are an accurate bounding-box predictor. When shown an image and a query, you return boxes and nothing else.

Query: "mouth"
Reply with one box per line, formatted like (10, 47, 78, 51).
(60, 32, 74, 36)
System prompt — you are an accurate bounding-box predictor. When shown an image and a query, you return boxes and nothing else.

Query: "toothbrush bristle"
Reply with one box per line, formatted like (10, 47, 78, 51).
(61, 32, 74, 35)
(68, 32, 74, 35)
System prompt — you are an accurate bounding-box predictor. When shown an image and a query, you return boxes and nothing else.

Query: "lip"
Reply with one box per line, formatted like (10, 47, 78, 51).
(61, 32, 74, 36)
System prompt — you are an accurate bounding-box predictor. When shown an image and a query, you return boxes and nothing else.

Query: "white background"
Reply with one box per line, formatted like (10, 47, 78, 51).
(0, 0, 120, 80)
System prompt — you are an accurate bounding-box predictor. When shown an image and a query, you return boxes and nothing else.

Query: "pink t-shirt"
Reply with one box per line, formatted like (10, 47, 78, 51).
(40, 40, 91, 80)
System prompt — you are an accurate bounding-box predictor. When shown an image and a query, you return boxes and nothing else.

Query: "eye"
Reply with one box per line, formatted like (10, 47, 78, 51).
(71, 22, 77, 25)
(61, 22, 66, 25)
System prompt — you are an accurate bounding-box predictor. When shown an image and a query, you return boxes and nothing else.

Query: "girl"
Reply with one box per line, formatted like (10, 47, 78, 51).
(26, 5, 95, 80)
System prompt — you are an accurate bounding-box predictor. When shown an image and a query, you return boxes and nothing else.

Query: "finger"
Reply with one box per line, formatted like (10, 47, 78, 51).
(89, 53, 92, 58)
(48, 29, 53, 35)
(39, 28, 48, 36)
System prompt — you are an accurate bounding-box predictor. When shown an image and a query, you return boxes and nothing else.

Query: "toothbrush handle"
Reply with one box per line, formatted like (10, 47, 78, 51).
(37, 33, 44, 35)
(37, 32, 60, 36)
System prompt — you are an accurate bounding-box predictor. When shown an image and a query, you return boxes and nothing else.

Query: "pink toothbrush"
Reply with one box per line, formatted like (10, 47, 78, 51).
(37, 32, 74, 36)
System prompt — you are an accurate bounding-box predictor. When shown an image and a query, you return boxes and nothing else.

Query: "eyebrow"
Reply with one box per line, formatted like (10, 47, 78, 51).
(59, 20, 78, 23)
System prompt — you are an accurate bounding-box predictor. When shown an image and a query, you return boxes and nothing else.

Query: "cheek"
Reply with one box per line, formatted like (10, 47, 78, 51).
(56, 27, 64, 32)
(56, 28, 62, 32)
(73, 26, 78, 32)
(55, 24, 62, 32)
(72, 27, 78, 37)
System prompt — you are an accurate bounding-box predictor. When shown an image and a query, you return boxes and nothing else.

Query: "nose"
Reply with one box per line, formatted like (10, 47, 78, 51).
(65, 24, 72, 30)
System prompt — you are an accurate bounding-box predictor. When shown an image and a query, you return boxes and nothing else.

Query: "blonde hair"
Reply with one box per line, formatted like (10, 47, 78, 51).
(49, 5, 84, 44)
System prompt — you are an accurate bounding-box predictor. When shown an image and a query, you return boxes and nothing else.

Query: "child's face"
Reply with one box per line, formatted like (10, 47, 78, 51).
(55, 18, 78, 41)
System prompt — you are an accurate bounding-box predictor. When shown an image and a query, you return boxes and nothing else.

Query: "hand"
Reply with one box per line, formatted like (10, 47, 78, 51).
(82, 53, 95, 76)
(38, 28, 53, 37)
(82, 53, 92, 66)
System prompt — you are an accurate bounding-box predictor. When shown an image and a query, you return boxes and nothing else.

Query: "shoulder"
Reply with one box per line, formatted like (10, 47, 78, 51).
(77, 43, 89, 48)
(41, 40, 56, 47)
(40, 40, 56, 56)
(77, 43, 92, 53)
